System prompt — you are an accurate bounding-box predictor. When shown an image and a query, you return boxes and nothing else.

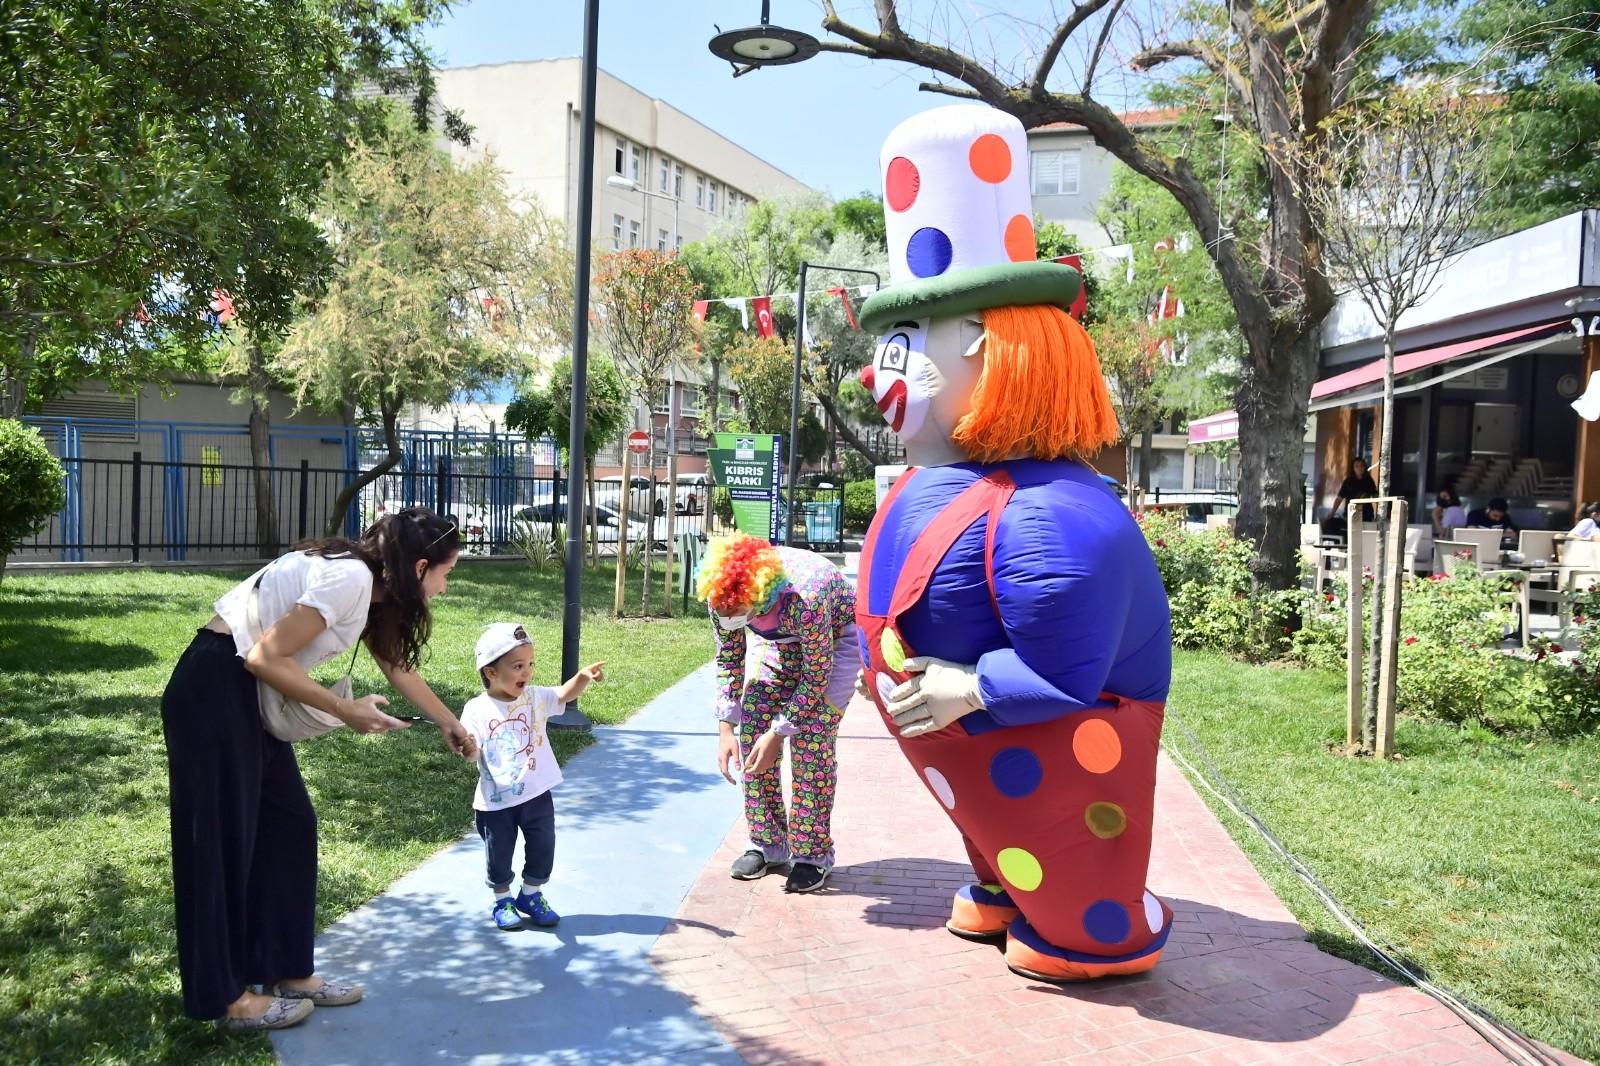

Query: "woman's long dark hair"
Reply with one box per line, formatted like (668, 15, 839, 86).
(293, 506, 460, 669)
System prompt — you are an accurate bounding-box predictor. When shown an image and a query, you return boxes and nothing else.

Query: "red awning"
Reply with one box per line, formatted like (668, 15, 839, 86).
(1309, 322, 1560, 401)
(1187, 321, 1566, 445)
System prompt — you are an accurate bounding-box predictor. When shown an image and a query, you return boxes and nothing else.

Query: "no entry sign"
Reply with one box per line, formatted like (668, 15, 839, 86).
(626, 431, 650, 455)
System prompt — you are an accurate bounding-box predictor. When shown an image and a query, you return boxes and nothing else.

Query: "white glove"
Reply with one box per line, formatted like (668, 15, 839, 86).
(886, 656, 983, 738)
(853, 668, 871, 701)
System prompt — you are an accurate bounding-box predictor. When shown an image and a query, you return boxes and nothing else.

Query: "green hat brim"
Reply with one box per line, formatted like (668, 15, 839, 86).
(858, 261, 1082, 334)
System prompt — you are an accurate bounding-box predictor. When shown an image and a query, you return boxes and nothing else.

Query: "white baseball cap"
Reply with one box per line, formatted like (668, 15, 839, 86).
(475, 622, 531, 670)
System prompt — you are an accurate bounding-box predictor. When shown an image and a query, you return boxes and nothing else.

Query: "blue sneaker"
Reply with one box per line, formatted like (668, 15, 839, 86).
(491, 898, 524, 931)
(513, 889, 560, 927)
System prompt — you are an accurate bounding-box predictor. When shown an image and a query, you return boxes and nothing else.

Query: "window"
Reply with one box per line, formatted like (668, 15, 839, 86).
(628, 143, 641, 183)
(1030, 149, 1081, 195)
(627, 219, 640, 248)
(655, 383, 673, 414)
(707, 181, 718, 214)
(675, 235, 684, 251)
(695, 175, 706, 208)
(611, 213, 624, 249)
(658, 155, 671, 192)
(614, 137, 626, 175)
(673, 163, 683, 199)
(657, 228, 669, 252)
(680, 386, 701, 416)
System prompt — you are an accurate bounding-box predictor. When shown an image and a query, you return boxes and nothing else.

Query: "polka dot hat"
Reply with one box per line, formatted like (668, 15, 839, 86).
(859, 105, 1082, 334)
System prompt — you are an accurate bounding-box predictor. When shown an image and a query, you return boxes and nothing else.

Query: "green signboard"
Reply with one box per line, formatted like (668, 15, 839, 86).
(707, 432, 783, 542)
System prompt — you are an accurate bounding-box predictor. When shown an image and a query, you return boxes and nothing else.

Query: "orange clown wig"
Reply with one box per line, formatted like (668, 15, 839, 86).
(952, 304, 1122, 464)
(696, 534, 789, 617)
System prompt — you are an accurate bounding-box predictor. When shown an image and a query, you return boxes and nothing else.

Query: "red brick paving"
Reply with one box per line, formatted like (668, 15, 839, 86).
(649, 698, 1589, 1065)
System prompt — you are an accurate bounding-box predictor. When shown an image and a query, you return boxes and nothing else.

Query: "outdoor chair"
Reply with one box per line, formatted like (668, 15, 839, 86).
(1453, 528, 1507, 565)
(1517, 529, 1559, 566)
(1434, 539, 1476, 576)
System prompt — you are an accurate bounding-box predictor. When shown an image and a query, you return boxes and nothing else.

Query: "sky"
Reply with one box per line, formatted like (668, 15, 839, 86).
(424, 1, 998, 199)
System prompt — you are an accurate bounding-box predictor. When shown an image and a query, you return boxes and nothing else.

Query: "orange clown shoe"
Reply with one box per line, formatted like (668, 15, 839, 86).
(1003, 907, 1172, 984)
(947, 883, 1019, 942)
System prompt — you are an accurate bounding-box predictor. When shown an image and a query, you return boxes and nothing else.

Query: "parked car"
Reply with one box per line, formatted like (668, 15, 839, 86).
(1138, 493, 1239, 532)
(674, 472, 710, 515)
(513, 501, 664, 551)
(595, 474, 665, 516)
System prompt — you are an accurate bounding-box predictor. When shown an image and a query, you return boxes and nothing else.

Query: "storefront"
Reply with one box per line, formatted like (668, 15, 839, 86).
(1193, 209, 1600, 528)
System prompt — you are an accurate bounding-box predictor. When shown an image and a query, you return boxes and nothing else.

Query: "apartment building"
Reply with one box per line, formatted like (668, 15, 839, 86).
(417, 59, 816, 472)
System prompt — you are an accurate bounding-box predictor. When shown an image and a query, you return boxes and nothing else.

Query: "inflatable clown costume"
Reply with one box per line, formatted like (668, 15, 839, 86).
(854, 105, 1175, 982)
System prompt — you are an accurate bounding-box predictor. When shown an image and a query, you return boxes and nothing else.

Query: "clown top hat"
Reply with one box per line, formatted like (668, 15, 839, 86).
(859, 105, 1081, 334)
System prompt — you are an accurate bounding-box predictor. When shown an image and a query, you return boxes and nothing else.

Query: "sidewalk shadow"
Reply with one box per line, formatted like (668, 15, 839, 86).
(832, 857, 1360, 1043)
(553, 725, 728, 829)
(273, 889, 758, 1066)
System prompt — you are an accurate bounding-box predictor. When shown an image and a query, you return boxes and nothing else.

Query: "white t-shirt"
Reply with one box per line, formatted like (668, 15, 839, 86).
(461, 687, 563, 812)
(214, 552, 374, 670)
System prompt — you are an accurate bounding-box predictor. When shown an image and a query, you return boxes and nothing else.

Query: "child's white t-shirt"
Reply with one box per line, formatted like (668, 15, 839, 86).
(461, 687, 563, 812)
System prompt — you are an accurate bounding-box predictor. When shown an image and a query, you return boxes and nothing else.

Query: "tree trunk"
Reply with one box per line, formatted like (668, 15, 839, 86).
(246, 342, 279, 555)
(586, 456, 599, 570)
(1138, 428, 1155, 492)
(1363, 324, 1400, 753)
(639, 435, 654, 616)
(0, 551, 8, 588)
(813, 390, 887, 467)
(1234, 328, 1318, 592)
(2, 329, 36, 418)
(326, 404, 403, 536)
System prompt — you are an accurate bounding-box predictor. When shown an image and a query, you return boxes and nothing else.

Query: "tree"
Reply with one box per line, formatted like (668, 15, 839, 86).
(0, 419, 66, 587)
(832, 193, 889, 251)
(1454, 1, 1600, 232)
(814, 0, 1392, 590)
(1089, 317, 1176, 489)
(682, 193, 891, 467)
(0, 0, 460, 418)
(505, 354, 630, 567)
(272, 111, 568, 534)
(591, 248, 700, 615)
(1291, 83, 1502, 754)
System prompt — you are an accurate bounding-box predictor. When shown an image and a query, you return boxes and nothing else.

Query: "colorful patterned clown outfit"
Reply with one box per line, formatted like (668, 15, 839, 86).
(712, 547, 860, 868)
(858, 459, 1174, 979)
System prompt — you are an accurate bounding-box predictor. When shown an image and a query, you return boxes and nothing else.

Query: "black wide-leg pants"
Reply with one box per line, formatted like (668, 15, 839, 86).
(161, 630, 318, 1020)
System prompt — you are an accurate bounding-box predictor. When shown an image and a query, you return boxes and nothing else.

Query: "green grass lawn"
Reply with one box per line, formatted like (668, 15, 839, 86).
(0, 561, 710, 1066)
(1167, 649, 1600, 1063)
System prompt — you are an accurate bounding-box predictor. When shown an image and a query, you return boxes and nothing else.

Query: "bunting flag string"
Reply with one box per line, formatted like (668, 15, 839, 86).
(699, 283, 878, 335)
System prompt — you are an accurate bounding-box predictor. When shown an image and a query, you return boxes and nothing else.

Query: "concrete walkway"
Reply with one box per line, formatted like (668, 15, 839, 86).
(275, 665, 1590, 1066)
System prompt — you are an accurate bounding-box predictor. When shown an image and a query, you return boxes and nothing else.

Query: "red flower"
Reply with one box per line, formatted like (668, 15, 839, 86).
(1551, 643, 1564, 653)
(1403, 636, 1417, 645)
(1155, 539, 1166, 548)
(1576, 616, 1587, 625)
(1325, 592, 1336, 603)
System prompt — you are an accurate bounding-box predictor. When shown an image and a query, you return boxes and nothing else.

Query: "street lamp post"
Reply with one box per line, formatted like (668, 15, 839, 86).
(784, 261, 880, 545)
(552, 0, 601, 732)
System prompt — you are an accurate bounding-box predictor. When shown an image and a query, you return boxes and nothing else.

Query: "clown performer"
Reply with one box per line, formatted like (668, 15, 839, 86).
(853, 105, 1175, 982)
(696, 534, 860, 893)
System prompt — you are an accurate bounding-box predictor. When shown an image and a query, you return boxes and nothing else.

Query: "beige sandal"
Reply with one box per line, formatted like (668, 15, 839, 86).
(267, 978, 364, 1006)
(217, 997, 314, 1032)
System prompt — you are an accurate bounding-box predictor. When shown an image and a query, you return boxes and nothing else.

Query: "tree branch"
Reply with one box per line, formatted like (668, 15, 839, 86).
(1080, 0, 1128, 96)
(919, 81, 985, 100)
(1131, 40, 1251, 106)
(1031, 0, 1118, 98)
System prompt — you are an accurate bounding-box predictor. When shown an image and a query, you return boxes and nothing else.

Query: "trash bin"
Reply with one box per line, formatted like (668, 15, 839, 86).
(803, 501, 839, 547)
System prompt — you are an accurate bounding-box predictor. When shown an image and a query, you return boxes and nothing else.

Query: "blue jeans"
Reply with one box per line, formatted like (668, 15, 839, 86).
(475, 791, 555, 890)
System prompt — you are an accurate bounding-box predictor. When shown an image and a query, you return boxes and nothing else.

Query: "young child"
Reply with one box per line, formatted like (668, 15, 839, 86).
(461, 622, 605, 931)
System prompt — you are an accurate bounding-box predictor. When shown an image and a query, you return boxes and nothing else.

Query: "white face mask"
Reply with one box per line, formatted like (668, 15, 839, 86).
(865, 320, 932, 440)
(716, 612, 751, 631)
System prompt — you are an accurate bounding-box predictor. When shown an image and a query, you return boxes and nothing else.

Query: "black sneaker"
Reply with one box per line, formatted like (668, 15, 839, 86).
(784, 862, 829, 893)
(730, 849, 782, 880)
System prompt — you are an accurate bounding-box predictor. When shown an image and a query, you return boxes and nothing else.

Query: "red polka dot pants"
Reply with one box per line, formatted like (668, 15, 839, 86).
(739, 678, 844, 868)
(886, 694, 1170, 962)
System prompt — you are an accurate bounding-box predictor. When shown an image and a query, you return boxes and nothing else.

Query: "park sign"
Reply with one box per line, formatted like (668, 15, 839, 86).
(707, 432, 783, 543)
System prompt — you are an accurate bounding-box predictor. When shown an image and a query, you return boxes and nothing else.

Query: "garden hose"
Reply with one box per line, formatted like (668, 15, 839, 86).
(1160, 713, 1563, 1066)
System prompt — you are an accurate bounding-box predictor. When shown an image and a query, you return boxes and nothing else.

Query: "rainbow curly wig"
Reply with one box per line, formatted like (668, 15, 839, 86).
(696, 534, 788, 616)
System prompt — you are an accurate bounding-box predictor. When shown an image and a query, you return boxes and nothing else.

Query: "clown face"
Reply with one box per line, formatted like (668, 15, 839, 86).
(859, 316, 986, 464)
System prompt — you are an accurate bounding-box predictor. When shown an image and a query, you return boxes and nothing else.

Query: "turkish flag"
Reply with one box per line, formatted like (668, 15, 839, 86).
(752, 295, 775, 338)
(692, 300, 709, 322)
(1052, 255, 1089, 321)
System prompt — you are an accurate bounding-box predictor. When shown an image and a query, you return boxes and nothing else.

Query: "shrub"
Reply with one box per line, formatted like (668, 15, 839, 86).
(843, 480, 876, 531)
(712, 486, 733, 525)
(0, 419, 66, 579)
(1137, 509, 1295, 662)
